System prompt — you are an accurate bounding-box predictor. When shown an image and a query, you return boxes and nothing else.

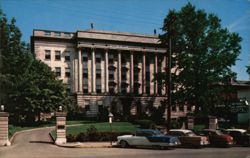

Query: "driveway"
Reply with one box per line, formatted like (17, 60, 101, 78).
(0, 127, 250, 158)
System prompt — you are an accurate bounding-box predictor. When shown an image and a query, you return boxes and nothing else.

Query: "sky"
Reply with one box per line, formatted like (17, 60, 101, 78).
(1, 0, 250, 80)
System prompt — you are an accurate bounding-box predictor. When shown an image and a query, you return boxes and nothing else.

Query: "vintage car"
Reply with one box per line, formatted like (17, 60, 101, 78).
(169, 129, 209, 147)
(117, 129, 180, 148)
(199, 129, 234, 147)
(225, 129, 250, 146)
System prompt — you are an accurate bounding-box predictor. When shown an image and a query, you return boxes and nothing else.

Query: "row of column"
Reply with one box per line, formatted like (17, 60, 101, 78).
(76, 48, 166, 95)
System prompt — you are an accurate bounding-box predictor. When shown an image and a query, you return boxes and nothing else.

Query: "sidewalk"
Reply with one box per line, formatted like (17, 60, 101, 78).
(56, 142, 116, 148)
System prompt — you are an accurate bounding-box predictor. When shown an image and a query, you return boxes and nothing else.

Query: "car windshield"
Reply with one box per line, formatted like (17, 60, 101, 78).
(153, 130, 163, 136)
(215, 130, 223, 135)
(186, 131, 196, 136)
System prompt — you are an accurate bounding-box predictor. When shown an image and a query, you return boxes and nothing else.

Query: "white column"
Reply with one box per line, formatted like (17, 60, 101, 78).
(118, 51, 121, 93)
(92, 48, 96, 94)
(154, 54, 158, 95)
(150, 56, 154, 95)
(101, 51, 105, 93)
(78, 49, 82, 92)
(88, 52, 92, 93)
(72, 52, 78, 93)
(105, 49, 109, 93)
(162, 55, 166, 95)
(130, 52, 134, 93)
(142, 53, 146, 94)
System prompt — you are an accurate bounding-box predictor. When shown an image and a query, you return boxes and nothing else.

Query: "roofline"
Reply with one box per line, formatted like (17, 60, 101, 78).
(77, 29, 159, 39)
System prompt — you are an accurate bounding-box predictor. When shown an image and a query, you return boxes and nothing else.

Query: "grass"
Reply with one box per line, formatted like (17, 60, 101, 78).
(50, 122, 139, 140)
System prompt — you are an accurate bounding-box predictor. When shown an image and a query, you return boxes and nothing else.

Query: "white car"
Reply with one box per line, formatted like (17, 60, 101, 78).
(117, 129, 180, 148)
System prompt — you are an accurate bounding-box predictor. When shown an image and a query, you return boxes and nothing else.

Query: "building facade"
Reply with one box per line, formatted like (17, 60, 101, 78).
(31, 29, 192, 118)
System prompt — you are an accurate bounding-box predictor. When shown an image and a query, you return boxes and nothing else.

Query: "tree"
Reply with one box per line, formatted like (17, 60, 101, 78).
(0, 10, 71, 124)
(157, 3, 242, 115)
(246, 64, 250, 76)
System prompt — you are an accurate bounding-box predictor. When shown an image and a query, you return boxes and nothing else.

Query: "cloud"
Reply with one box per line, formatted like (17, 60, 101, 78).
(227, 13, 250, 32)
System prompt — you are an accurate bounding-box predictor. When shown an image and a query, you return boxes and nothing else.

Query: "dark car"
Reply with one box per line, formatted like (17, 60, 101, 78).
(199, 129, 234, 147)
(226, 129, 250, 146)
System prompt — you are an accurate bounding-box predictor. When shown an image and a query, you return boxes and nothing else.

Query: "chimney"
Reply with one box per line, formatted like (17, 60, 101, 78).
(91, 23, 94, 29)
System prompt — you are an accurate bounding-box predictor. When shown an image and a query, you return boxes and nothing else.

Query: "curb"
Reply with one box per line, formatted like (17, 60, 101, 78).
(55, 142, 114, 148)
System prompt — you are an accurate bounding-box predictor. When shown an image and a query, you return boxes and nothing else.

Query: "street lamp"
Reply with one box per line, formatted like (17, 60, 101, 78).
(108, 112, 114, 146)
(59, 106, 63, 112)
(0, 105, 4, 112)
(165, 15, 176, 131)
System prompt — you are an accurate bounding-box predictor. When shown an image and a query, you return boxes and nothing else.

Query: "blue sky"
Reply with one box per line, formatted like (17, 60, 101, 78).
(1, 0, 250, 80)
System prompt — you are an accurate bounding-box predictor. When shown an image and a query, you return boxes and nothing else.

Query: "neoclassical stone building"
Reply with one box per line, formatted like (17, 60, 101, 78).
(31, 29, 191, 118)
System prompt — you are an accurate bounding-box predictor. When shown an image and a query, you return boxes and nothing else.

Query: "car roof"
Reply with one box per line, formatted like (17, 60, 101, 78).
(226, 129, 246, 133)
(137, 129, 160, 133)
(169, 129, 192, 133)
(202, 129, 217, 132)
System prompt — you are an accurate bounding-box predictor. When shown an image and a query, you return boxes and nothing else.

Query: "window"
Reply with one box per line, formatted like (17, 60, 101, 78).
(82, 53, 88, 61)
(109, 70, 114, 79)
(83, 68, 88, 77)
(85, 100, 90, 111)
(109, 87, 115, 94)
(65, 52, 70, 62)
(65, 68, 70, 77)
(55, 51, 61, 60)
(64, 33, 71, 38)
(55, 67, 61, 77)
(96, 69, 101, 78)
(45, 50, 51, 60)
(96, 85, 101, 93)
(66, 84, 70, 94)
(44, 31, 51, 36)
(179, 105, 184, 111)
(54, 32, 61, 37)
(83, 80, 88, 93)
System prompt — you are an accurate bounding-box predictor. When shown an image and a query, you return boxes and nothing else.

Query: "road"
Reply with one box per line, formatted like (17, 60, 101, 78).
(0, 127, 250, 158)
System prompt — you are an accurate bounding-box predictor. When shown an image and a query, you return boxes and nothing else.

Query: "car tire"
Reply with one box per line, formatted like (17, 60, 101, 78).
(120, 140, 129, 148)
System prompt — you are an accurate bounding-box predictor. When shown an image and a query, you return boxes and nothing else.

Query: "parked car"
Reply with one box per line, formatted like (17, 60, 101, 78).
(117, 129, 180, 149)
(169, 129, 209, 147)
(198, 129, 234, 147)
(225, 129, 250, 146)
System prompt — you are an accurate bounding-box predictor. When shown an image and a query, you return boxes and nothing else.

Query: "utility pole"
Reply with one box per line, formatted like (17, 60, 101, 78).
(166, 15, 176, 131)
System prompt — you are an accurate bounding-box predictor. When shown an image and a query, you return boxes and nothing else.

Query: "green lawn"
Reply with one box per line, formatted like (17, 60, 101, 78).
(50, 122, 138, 140)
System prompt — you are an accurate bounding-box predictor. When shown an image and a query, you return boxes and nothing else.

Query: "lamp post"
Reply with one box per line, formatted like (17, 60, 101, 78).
(59, 106, 63, 112)
(108, 112, 114, 146)
(165, 15, 176, 131)
(0, 105, 4, 112)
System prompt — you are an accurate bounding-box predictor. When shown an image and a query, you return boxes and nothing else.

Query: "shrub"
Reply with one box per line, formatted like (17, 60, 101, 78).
(68, 131, 133, 142)
(170, 120, 181, 129)
(135, 119, 156, 129)
(67, 134, 76, 142)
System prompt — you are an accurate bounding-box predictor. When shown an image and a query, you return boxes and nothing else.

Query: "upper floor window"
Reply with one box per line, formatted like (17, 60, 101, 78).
(54, 32, 61, 37)
(64, 33, 71, 38)
(65, 68, 70, 77)
(65, 52, 70, 62)
(55, 67, 61, 77)
(45, 50, 51, 60)
(82, 53, 88, 61)
(55, 51, 61, 60)
(44, 31, 51, 36)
